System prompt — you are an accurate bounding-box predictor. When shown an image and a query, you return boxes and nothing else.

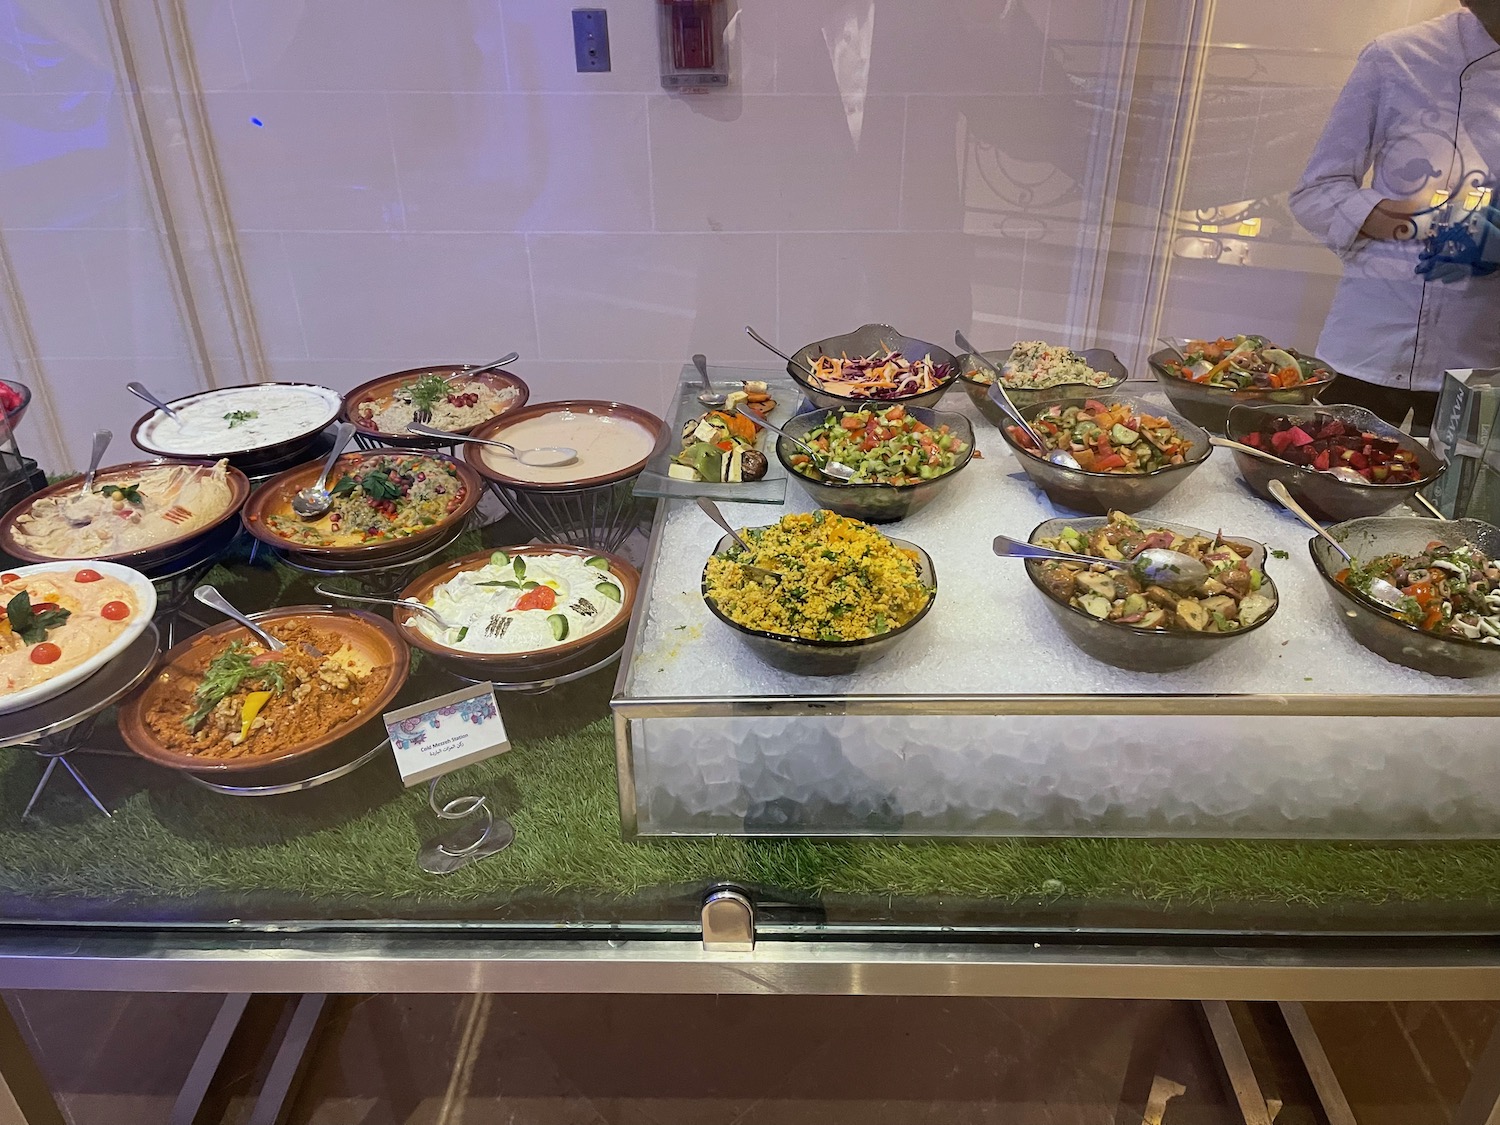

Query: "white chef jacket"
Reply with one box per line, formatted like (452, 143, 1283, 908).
(1289, 9, 1500, 392)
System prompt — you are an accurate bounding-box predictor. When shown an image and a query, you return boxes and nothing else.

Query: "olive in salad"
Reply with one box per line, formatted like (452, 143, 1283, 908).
(1006, 400, 1192, 474)
(1034, 512, 1275, 633)
(1239, 413, 1425, 484)
(787, 405, 969, 486)
(1341, 542, 1500, 642)
(1163, 335, 1331, 390)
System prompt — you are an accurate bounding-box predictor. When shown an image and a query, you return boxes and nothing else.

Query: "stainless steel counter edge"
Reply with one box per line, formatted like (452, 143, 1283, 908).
(1, 931, 1497, 1000)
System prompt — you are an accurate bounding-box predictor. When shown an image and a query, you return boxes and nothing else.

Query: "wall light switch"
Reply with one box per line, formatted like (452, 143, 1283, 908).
(572, 9, 611, 72)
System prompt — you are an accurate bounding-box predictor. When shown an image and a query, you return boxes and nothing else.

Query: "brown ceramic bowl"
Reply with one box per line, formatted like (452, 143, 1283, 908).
(396, 543, 639, 683)
(462, 400, 665, 491)
(130, 382, 343, 471)
(241, 449, 482, 562)
(341, 363, 531, 448)
(0, 459, 250, 572)
(118, 606, 409, 775)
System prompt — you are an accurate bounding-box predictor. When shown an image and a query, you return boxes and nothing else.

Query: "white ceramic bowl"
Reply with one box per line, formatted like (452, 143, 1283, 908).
(0, 561, 158, 716)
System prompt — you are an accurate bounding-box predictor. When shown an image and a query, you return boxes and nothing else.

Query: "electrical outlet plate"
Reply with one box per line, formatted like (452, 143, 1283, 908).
(572, 9, 611, 73)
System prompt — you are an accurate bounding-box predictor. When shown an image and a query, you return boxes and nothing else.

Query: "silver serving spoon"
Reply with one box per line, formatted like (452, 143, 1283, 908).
(452, 351, 519, 381)
(1210, 435, 1367, 484)
(66, 428, 113, 525)
(692, 353, 726, 407)
(696, 497, 784, 584)
(1412, 490, 1448, 520)
(1267, 479, 1406, 610)
(313, 583, 466, 631)
(126, 382, 182, 423)
(291, 421, 357, 519)
(991, 533, 1210, 593)
(193, 584, 326, 657)
(733, 405, 856, 483)
(406, 422, 577, 467)
(956, 330, 1082, 471)
(745, 325, 823, 385)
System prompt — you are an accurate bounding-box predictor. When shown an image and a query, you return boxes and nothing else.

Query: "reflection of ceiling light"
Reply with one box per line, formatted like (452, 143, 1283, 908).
(1431, 188, 1492, 210)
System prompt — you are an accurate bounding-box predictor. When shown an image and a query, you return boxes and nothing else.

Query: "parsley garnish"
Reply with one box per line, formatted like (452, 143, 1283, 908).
(330, 471, 404, 502)
(1271, 548, 1289, 559)
(224, 410, 259, 428)
(185, 641, 287, 731)
(405, 374, 450, 412)
(100, 483, 144, 507)
(5, 591, 70, 645)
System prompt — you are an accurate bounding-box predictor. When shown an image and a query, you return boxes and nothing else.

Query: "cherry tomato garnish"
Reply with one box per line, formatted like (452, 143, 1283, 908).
(512, 586, 557, 612)
(74, 569, 102, 583)
(100, 601, 130, 621)
(29, 643, 60, 664)
(1, 573, 17, 583)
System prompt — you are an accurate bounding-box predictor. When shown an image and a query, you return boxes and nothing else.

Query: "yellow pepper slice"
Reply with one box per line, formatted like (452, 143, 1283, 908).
(238, 690, 273, 742)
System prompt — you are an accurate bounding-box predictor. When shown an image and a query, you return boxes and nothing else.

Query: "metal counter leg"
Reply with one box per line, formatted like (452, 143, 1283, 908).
(1277, 1001, 1357, 1125)
(1199, 1001, 1275, 1125)
(0, 996, 64, 1125)
(1453, 1012, 1500, 1125)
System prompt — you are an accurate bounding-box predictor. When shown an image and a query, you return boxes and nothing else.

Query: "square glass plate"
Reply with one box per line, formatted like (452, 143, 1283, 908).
(634, 364, 801, 504)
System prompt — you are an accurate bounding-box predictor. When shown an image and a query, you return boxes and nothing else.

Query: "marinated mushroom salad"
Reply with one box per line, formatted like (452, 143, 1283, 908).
(415, 551, 626, 653)
(1034, 512, 1275, 633)
(1342, 542, 1500, 643)
(966, 341, 1116, 391)
(1007, 400, 1193, 473)
(1162, 335, 1332, 390)
(788, 405, 968, 486)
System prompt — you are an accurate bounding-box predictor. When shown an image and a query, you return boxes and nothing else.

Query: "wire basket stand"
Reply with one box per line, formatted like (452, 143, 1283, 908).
(485, 480, 649, 553)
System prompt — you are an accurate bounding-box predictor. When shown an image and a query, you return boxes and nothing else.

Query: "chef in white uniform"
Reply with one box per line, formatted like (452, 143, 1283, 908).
(1290, 1, 1500, 432)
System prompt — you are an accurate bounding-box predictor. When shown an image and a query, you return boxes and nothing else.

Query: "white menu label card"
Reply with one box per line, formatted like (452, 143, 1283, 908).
(384, 682, 510, 787)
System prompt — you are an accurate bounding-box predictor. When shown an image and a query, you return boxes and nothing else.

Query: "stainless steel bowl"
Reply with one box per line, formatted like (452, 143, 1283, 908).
(1224, 403, 1445, 522)
(786, 323, 961, 411)
(1307, 516, 1500, 678)
(995, 393, 1213, 515)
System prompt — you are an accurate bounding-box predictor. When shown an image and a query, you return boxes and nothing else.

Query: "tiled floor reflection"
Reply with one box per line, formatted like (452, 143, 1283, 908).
(12, 991, 1497, 1124)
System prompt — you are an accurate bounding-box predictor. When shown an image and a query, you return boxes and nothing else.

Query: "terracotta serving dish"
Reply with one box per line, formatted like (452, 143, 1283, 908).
(341, 363, 531, 448)
(462, 400, 665, 491)
(119, 606, 409, 774)
(396, 543, 639, 683)
(130, 382, 343, 471)
(0, 459, 250, 572)
(241, 449, 482, 563)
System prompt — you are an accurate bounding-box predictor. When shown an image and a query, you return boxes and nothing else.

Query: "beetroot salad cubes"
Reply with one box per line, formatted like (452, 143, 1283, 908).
(1241, 414, 1423, 484)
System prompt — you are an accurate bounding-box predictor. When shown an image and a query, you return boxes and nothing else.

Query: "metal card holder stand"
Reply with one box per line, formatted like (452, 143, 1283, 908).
(417, 773, 514, 874)
(0, 625, 160, 820)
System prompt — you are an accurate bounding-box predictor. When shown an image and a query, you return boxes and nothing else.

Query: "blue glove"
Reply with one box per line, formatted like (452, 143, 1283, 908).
(1417, 202, 1500, 282)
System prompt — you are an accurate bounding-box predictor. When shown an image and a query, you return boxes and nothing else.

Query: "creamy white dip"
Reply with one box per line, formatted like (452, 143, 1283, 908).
(416, 553, 625, 654)
(480, 410, 655, 484)
(141, 385, 340, 455)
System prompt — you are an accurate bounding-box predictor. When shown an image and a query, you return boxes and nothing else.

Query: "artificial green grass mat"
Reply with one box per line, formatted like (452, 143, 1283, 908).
(0, 528, 1496, 931)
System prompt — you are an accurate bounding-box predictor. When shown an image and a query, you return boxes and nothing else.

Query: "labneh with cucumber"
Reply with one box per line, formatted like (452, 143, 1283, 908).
(413, 550, 626, 653)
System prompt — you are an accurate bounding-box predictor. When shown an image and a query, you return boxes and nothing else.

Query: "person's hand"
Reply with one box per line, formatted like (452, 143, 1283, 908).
(1416, 204, 1500, 282)
(1360, 197, 1426, 241)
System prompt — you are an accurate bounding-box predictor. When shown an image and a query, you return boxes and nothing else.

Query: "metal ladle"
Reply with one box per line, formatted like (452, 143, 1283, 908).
(955, 330, 1082, 471)
(1210, 435, 1367, 484)
(692, 353, 726, 408)
(126, 382, 182, 423)
(734, 405, 856, 483)
(313, 584, 466, 631)
(696, 497, 784, 584)
(290, 422, 357, 519)
(991, 533, 1210, 593)
(66, 429, 113, 525)
(406, 423, 577, 467)
(1267, 479, 1407, 611)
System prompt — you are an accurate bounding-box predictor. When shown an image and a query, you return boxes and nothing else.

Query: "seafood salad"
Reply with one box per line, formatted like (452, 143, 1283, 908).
(1343, 542, 1500, 643)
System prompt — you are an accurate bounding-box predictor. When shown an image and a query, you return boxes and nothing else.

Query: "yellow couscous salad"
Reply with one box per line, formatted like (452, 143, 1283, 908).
(703, 510, 933, 642)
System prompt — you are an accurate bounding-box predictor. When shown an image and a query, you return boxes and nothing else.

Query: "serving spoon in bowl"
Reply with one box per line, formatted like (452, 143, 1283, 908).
(1210, 435, 1367, 484)
(991, 533, 1209, 593)
(1267, 479, 1407, 611)
(696, 498, 784, 584)
(692, 353, 726, 408)
(733, 405, 855, 483)
(313, 584, 466, 632)
(406, 422, 577, 467)
(192, 584, 325, 657)
(453, 351, 519, 381)
(290, 422, 357, 519)
(66, 428, 113, 525)
(954, 330, 1082, 471)
(126, 382, 182, 423)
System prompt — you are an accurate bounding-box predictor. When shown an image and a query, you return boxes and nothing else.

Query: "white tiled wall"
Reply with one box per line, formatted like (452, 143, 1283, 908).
(0, 0, 1465, 471)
